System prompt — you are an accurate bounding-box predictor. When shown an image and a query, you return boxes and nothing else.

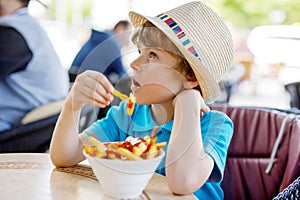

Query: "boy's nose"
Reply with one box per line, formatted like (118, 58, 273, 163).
(130, 57, 143, 72)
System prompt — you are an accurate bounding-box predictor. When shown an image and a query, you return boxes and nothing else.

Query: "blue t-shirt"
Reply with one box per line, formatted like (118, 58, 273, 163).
(84, 101, 233, 200)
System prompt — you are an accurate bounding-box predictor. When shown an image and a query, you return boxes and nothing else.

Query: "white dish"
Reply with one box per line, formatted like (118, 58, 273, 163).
(83, 149, 165, 199)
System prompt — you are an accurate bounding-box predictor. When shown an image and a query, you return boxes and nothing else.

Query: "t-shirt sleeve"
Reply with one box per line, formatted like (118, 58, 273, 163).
(201, 111, 234, 182)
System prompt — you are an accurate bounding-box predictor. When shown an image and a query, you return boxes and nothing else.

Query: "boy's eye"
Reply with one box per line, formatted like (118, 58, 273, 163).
(149, 52, 157, 59)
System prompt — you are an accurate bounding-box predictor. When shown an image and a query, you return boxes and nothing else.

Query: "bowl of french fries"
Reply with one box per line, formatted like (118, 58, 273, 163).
(83, 128, 166, 199)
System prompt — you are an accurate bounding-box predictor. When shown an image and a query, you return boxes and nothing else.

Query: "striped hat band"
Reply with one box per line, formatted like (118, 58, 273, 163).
(158, 14, 201, 61)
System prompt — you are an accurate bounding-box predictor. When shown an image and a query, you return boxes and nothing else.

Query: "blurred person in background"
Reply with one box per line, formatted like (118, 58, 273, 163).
(68, 20, 132, 85)
(0, 0, 69, 132)
(68, 20, 132, 120)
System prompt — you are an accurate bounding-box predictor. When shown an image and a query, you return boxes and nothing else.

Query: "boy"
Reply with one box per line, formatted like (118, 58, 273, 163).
(50, 1, 234, 199)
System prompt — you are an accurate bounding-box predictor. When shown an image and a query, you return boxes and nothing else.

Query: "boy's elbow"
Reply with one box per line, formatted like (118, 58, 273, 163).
(50, 153, 67, 168)
(167, 175, 205, 195)
(50, 155, 78, 168)
(49, 148, 74, 168)
(168, 184, 194, 195)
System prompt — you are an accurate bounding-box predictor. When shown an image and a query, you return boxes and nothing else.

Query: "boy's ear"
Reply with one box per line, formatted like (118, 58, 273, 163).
(183, 81, 199, 89)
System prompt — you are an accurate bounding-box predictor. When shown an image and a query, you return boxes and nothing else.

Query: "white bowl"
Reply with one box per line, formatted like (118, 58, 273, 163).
(83, 149, 165, 199)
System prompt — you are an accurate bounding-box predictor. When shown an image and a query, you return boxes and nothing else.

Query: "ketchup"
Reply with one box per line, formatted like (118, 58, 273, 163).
(127, 101, 134, 108)
(121, 138, 147, 152)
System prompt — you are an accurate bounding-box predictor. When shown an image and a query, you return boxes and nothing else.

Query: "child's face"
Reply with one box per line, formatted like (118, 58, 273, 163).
(129, 46, 187, 105)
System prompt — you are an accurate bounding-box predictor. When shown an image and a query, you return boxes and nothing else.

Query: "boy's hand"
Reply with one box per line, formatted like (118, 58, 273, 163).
(173, 89, 210, 117)
(68, 70, 115, 110)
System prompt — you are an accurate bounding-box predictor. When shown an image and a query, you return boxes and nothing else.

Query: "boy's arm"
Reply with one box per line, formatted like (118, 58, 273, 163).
(49, 97, 85, 167)
(50, 71, 114, 167)
(166, 89, 214, 195)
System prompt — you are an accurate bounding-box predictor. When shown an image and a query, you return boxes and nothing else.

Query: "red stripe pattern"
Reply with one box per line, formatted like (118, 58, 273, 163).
(158, 14, 201, 61)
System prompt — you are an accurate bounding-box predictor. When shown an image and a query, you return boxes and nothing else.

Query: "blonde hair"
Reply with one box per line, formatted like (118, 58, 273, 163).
(131, 21, 198, 82)
(131, 21, 202, 95)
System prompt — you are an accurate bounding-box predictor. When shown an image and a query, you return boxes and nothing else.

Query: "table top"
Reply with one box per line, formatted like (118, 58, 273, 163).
(0, 153, 196, 200)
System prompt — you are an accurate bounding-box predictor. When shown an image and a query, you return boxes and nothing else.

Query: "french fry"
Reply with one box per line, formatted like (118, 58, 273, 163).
(116, 147, 143, 160)
(146, 144, 158, 159)
(106, 150, 122, 160)
(112, 89, 128, 101)
(105, 142, 120, 150)
(83, 145, 96, 156)
(127, 93, 135, 116)
(86, 137, 107, 158)
(83, 126, 166, 160)
(133, 142, 147, 156)
(83, 144, 107, 158)
(150, 126, 158, 145)
(143, 135, 151, 144)
(88, 137, 106, 152)
(156, 142, 167, 150)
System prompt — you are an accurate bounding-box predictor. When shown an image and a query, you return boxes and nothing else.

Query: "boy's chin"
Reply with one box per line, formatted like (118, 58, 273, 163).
(134, 97, 146, 105)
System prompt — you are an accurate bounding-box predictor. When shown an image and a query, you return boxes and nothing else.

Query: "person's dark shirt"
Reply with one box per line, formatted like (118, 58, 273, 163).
(0, 26, 33, 79)
(69, 29, 125, 83)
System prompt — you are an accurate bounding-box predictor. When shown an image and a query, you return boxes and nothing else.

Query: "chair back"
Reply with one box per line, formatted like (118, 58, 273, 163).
(79, 104, 99, 133)
(210, 104, 300, 200)
(285, 82, 300, 109)
(0, 114, 59, 153)
(273, 176, 300, 200)
(0, 100, 64, 153)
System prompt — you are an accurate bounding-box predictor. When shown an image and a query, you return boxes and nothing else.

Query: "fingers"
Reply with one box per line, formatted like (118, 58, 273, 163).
(72, 71, 115, 108)
(198, 91, 210, 116)
(201, 102, 210, 113)
(85, 81, 111, 104)
(174, 89, 210, 117)
(202, 105, 210, 113)
(87, 71, 114, 93)
(79, 85, 110, 108)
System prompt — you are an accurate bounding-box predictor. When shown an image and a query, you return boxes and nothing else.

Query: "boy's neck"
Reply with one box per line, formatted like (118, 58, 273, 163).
(150, 102, 174, 126)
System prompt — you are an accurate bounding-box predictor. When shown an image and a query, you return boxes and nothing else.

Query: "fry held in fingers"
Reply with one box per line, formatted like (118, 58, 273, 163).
(111, 90, 135, 116)
(112, 89, 128, 101)
(127, 93, 135, 116)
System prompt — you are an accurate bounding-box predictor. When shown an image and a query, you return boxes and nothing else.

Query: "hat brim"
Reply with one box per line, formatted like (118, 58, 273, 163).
(129, 11, 220, 103)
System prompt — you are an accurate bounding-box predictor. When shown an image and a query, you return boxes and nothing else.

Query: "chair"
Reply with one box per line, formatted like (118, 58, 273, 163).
(78, 104, 99, 133)
(285, 82, 300, 109)
(215, 63, 246, 103)
(0, 114, 59, 153)
(217, 81, 234, 103)
(273, 176, 300, 200)
(0, 100, 64, 153)
(209, 104, 300, 200)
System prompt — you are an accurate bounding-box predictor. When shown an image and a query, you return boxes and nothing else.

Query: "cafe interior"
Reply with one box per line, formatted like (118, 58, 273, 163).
(0, 0, 299, 199)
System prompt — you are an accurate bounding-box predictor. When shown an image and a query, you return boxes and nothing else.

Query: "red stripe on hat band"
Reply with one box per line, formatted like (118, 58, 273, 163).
(188, 46, 198, 56)
(158, 14, 201, 61)
(165, 18, 173, 24)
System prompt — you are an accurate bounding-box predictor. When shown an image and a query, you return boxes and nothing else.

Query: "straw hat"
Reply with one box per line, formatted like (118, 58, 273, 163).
(27, 0, 48, 8)
(129, 1, 234, 102)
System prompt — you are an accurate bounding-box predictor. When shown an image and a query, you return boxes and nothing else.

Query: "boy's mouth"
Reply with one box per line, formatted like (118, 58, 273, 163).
(132, 77, 141, 88)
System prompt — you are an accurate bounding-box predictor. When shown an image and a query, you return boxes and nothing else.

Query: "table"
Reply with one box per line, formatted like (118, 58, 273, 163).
(0, 153, 196, 200)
